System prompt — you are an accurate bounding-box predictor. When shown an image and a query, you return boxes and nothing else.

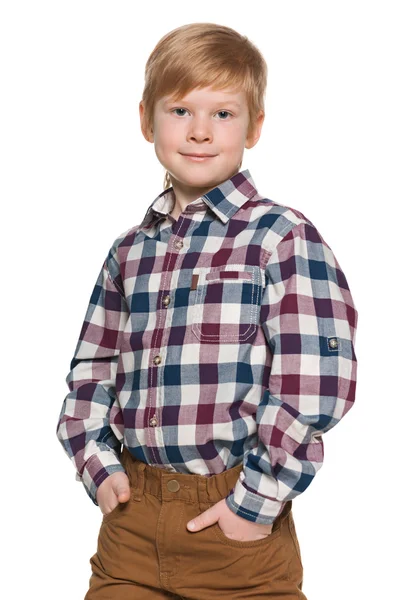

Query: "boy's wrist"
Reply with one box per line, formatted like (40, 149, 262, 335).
(80, 450, 127, 506)
(225, 479, 284, 525)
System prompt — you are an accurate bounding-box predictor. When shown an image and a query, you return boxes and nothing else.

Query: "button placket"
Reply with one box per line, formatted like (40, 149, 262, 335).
(162, 238, 183, 310)
(147, 236, 185, 451)
(148, 354, 161, 429)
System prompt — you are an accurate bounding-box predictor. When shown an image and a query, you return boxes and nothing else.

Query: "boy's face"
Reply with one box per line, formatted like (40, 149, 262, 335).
(140, 86, 264, 194)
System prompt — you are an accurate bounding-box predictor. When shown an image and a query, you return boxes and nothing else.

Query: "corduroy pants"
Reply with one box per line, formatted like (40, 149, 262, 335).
(84, 445, 307, 599)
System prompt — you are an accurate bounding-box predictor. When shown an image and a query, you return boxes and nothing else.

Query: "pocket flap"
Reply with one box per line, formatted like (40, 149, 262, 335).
(205, 270, 253, 282)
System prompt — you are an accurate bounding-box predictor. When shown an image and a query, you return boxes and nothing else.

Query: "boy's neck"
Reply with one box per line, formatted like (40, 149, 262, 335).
(169, 167, 241, 220)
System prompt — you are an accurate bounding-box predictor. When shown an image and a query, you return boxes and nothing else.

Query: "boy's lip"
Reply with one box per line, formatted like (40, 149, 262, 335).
(180, 152, 217, 157)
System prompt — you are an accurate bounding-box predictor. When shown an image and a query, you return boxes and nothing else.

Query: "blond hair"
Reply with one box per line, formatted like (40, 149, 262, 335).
(141, 23, 268, 190)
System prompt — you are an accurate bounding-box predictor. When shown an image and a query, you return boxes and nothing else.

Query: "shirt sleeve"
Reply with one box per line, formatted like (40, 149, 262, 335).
(56, 248, 130, 506)
(225, 220, 358, 524)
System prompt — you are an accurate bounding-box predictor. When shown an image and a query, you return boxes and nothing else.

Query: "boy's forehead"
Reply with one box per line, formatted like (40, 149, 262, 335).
(162, 86, 246, 107)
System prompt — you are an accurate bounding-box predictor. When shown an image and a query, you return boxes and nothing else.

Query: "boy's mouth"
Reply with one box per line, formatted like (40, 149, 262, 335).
(180, 153, 217, 161)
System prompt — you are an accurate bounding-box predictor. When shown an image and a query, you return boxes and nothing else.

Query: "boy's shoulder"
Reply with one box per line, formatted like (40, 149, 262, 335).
(247, 193, 321, 253)
(110, 224, 141, 250)
(104, 224, 140, 279)
(253, 193, 314, 227)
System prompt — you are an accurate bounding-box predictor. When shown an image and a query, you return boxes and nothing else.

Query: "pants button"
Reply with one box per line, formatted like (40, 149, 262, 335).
(167, 479, 180, 492)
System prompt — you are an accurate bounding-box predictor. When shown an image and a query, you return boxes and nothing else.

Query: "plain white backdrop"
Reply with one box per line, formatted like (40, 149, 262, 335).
(1, 1, 399, 598)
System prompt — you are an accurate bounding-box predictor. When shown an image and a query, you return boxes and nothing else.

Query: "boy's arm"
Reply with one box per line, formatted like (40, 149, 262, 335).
(56, 245, 129, 506)
(225, 220, 358, 525)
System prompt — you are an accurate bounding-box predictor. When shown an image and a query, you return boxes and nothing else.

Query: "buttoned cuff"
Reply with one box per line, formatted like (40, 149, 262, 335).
(80, 450, 127, 506)
(225, 477, 286, 525)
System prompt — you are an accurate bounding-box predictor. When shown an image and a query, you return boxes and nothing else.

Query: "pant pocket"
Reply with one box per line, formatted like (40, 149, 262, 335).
(101, 485, 133, 524)
(175, 503, 293, 595)
(288, 511, 304, 568)
(210, 517, 283, 548)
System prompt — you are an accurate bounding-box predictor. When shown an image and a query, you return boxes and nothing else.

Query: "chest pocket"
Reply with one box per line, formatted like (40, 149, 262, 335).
(191, 266, 262, 344)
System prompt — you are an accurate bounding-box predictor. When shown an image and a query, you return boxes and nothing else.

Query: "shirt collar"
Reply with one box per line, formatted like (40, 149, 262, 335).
(137, 168, 258, 233)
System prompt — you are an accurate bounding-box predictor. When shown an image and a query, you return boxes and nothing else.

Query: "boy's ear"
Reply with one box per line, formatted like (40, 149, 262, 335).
(139, 101, 154, 143)
(245, 110, 265, 150)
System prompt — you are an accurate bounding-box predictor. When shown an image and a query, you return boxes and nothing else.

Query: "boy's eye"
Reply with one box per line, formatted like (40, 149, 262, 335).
(172, 108, 188, 117)
(216, 111, 231, 120)
(171, 108, 232, 120)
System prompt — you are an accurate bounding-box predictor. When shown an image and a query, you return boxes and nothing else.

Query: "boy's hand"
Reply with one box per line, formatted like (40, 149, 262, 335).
(186, 499, 273, 541)
(96, 471, 131, 516)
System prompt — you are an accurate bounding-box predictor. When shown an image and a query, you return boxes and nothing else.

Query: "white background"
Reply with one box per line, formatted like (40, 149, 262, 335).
(1, 1, 399, 598)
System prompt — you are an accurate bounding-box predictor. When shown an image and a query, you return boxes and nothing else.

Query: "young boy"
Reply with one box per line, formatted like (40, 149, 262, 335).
(56, 22, 358, 600)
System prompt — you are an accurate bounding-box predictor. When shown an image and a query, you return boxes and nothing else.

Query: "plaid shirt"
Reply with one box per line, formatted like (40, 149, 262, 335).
(56, 168, 358, 525)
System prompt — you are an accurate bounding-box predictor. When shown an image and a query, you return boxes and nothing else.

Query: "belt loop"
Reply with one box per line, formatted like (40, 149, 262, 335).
(197, 476, 209, 512)
(131, 461, 146, 502)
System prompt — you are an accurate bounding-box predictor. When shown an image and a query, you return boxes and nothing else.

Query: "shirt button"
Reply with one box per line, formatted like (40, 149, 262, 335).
(153, 355, 162, 365)
(162, 295, 170, 306)
(328, 337, 339, 349)
(149, 417, 157, 427)
(174, 240, 184, 250)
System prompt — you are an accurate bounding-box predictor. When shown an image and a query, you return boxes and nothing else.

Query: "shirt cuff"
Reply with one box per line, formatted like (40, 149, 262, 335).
(80, 450, 127, 506)
(225, 476, 286, 525)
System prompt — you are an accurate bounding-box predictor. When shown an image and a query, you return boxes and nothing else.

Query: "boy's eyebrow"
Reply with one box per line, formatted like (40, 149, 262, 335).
(218, 100, 241, 108)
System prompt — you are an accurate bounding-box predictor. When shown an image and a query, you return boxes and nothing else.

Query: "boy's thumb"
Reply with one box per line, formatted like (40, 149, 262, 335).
(112, 473, 131, 502)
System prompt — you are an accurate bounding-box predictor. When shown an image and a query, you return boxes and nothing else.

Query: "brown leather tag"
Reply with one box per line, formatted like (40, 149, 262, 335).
(191, 274, 199, 290)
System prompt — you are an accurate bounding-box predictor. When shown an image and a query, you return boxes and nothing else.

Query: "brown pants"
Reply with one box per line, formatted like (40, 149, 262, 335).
(85, 446, 307, 599)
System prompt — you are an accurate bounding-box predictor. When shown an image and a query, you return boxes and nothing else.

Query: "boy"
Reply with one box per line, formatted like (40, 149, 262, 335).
(56, 22, 358, 600)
